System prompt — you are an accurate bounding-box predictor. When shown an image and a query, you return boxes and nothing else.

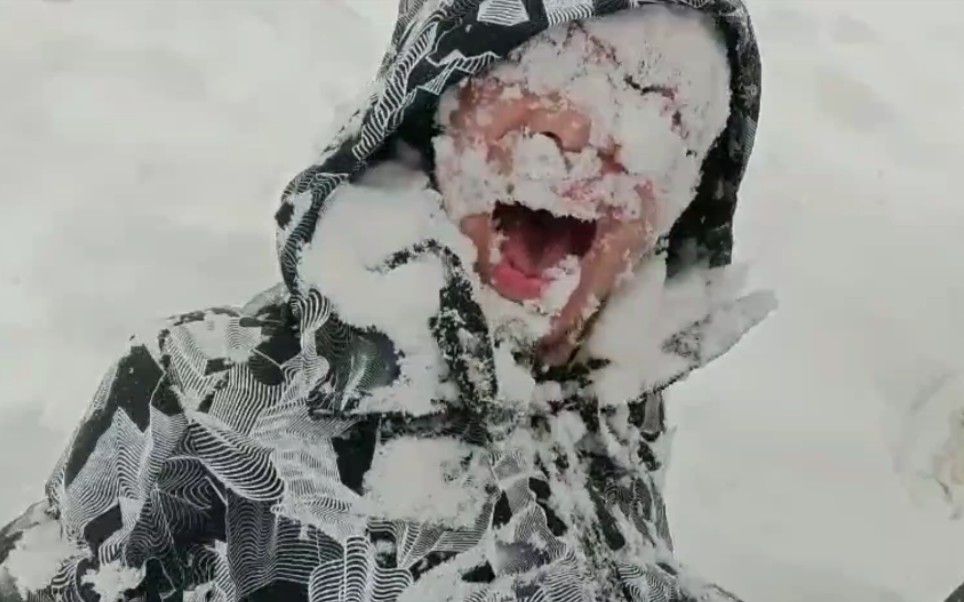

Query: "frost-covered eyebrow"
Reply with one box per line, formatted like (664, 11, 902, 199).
(620, 74, 685, 138)
(569, 22, 677, 100)
(622, 77, 675, 99)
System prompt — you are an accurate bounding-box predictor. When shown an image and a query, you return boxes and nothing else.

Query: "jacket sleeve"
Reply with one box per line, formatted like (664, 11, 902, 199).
(0, 329, 194, 602)
(0, 502, 51, 601)
(0, 298, 267, 602)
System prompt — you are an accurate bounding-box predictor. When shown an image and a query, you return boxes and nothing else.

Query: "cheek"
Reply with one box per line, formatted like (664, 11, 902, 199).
(433, 151, 459, 210)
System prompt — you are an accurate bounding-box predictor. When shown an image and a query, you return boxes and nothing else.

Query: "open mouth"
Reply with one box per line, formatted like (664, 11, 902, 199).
(490, 201, 598, 301)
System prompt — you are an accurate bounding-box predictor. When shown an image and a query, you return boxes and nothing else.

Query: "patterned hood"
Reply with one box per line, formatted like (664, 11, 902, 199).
(275, 0, 762, 322)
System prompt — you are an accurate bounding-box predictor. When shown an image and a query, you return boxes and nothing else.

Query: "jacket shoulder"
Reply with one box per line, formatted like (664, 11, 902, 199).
(46, 288, 296, 503)
(148, 284, 293, 380)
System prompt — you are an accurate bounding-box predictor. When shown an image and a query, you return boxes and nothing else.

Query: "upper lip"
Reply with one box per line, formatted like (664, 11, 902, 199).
(493, 199, 599, 249)
(490, 200, 599, 286)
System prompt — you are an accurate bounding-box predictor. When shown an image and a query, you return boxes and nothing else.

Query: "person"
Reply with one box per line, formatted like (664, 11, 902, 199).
(0, 1, 772, 601)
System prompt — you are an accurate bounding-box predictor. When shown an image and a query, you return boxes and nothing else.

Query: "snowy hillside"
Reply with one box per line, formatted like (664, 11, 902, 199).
(1, 1, 963, 601)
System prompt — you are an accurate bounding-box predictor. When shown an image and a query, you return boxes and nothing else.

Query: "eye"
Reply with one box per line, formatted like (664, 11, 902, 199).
(538, 131, 562, 147)
(624, 76, 676, 101)
(624, 75, 644, 94)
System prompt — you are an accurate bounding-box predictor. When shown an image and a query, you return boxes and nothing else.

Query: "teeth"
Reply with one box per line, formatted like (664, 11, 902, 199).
(497, 199, 600, 222)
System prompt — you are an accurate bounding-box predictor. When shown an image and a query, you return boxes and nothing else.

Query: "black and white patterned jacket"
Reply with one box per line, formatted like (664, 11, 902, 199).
(0, 1, 767, 601)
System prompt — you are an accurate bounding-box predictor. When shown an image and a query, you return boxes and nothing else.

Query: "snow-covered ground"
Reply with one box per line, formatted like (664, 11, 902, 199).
(1, 1, 963, 600)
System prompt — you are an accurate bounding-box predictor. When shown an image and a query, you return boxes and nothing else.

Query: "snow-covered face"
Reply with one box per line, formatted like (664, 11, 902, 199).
(434, 21, 672, 364)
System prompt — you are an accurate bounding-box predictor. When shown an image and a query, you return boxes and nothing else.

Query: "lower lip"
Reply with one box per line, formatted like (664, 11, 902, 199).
(490, 258, 548, 301)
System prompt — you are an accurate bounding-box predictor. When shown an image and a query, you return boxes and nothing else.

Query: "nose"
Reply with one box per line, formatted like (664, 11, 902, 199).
(525, 106, 592, 152)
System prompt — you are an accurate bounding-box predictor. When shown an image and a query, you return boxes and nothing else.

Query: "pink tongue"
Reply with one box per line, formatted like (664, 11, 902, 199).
(501, 219, 571, 276)
(490, 219, 572, 301)
(491, 261, 544, 300)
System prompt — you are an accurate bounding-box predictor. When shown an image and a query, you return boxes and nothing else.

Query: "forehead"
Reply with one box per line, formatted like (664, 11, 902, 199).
(446, 25, 616, 113)
(491, 22, 619, 89)
(512, 21, 616, 63)
(480, 6, 724, 92)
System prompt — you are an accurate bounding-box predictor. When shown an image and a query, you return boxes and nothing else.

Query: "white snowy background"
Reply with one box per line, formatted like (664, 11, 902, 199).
(1, 1, 963, 601)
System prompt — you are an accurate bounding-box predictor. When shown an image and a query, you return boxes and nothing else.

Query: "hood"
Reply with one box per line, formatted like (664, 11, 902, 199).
(272, 0, 767, 409)
(275, 0, 762, 311)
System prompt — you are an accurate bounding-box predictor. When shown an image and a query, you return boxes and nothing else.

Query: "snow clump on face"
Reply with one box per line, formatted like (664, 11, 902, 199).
(433, 5, 732, 237)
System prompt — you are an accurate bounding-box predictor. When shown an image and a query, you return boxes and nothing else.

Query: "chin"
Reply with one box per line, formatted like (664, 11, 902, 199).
(477, 260, 593, 360)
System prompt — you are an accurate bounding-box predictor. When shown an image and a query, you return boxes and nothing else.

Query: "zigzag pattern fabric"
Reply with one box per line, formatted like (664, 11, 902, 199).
(0, 272, 755, 601)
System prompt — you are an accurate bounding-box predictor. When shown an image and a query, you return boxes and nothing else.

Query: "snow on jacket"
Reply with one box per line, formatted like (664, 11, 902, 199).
(0, 1, 770, 601)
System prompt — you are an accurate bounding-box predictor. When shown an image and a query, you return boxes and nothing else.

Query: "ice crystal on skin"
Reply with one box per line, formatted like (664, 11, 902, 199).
(538, 254, 583, 317)
(434, 133, 648, 224)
